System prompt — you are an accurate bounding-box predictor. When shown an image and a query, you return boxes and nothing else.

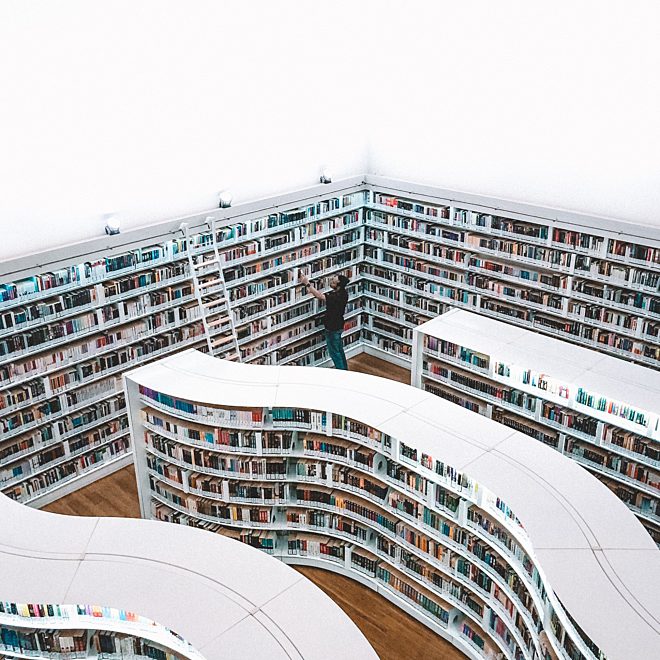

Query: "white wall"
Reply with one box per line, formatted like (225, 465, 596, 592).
(367, 1, 660, 230)
(0, 1, 368, 260)
(1, 1, 659, 262)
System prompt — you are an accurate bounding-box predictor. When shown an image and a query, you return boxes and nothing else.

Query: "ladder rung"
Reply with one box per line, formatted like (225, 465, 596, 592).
(194, 262, 219, 271)
(199, 278, 223, 289)
(211, 335, 234, 348)
(203, 298, 226, 309)
(207, 316, 230, 328)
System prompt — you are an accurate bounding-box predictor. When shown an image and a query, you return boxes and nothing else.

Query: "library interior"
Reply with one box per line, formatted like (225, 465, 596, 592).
(1, 3, 659, 660)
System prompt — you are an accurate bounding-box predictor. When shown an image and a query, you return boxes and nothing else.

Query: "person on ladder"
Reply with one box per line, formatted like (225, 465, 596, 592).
(299, 271, 350, 370)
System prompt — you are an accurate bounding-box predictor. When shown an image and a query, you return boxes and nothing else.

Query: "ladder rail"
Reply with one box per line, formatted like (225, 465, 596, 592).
(211, 218, 242, 361)
(185, 225, 215, 354)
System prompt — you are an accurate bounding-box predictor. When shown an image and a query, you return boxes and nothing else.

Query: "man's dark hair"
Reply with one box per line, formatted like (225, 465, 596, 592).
(338, 274, 350, 289)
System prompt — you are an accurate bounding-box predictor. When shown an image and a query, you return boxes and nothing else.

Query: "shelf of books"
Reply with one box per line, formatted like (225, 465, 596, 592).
(1, 480, 375, 659)
(0, 601, 205, 660)
(1, 174, 657, 507)
(0, 185, 368, 506)
(411, 309, 660, 546)
(360, 180, 659, 371)
(125, 350, 660, 660)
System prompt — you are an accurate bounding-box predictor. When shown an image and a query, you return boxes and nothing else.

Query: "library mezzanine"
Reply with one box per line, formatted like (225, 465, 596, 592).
(0, 174, 659, 660)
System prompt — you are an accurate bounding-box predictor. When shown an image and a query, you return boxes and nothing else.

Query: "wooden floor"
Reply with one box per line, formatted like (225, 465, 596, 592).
(43, 354, 466, 659)
(44, 462, 141, 518)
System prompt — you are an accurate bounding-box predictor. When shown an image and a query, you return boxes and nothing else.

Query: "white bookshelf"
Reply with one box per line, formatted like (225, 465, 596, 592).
(0, 182, 367, 505)
(1, 175, 658, 507)
(359, 176, 659, 370)
(125, 350, 660, 660)
(0, 487, 376, 659)
(411, 309, 660, 545)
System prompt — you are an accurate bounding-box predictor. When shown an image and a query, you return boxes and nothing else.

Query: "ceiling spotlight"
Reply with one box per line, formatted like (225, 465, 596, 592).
(105, 215, 121, 236)
(218, 191, 233, 209)
(320, 168, 332, 184)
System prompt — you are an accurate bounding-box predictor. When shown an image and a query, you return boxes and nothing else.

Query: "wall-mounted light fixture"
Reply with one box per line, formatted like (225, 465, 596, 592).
(320, 168, 332, 184)
(218, 191, 233, 208)
(104, 215, 121, 235)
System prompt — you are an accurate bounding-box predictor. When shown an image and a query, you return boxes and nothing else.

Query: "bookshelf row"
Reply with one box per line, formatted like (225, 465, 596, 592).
(0, 190, 368, 504)
(135, 405, 549, 660)
(410, 310, 660, 545)
(1, 179, 658, 506)
(361, 187, 659, 367)
(125, 352, 659, 660)
(0, 602, 202, 660)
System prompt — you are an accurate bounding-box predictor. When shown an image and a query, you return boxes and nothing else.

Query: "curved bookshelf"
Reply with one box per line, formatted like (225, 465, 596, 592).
(124, 350, 660, 660)
(410, 309, 660, 545)
(0, 490, 377, 659)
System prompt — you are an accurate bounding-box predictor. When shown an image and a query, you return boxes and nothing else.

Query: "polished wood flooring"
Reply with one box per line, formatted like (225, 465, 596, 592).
(44, 462, 141, 518)
(43, 354, 466, 659)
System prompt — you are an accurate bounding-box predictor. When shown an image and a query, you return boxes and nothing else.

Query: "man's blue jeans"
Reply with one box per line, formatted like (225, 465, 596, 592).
(325, 330, 348, 370)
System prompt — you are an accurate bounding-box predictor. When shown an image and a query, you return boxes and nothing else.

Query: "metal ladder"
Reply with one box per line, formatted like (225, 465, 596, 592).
(185, 218, 241, 361)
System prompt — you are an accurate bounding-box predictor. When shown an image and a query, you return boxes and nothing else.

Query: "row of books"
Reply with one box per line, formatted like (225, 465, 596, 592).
(0, 288, 98, 332)
(138, 400, 571, 659)
(287, 536, 344, 560)
(552, 228, 603, 252)
(572, 280, 659, 313)
(93, 631, 180, 660)
(103, 263, 188, 301)
(568, 439, 659, 489)
(468, 256, 565, 290)
(1, 626, 87, 655)
(373, 193, 450, 219)
(0, 309, 203, 385)
(0, 311, 99, 359)
(574, 256, 658, 288)
(425, 363, 538, 414)
(144, 414, 258, 453)
(375, 246, 653, 349)
(153, 482, 532, 648)
(240, 320, 316, 359)
(568, 302, 640, 329)
(605, 425, 660, 462)
(140, 386, 263, 427)
(371, 191, 658, 269)
(0, 243, 188, 304)
(3, 434, 130, 502)
(575, 388, 651, 427)
(608, 239, 660, 264)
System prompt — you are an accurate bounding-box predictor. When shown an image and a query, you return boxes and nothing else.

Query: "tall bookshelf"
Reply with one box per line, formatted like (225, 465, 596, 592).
(0, 182, 368, 506)
(359, 180, 659, 370)
(0, 481, 375, 659)
(1, 175, 658, 507)
(125, 350, 660, 660)
(411, 309, 660, 546)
